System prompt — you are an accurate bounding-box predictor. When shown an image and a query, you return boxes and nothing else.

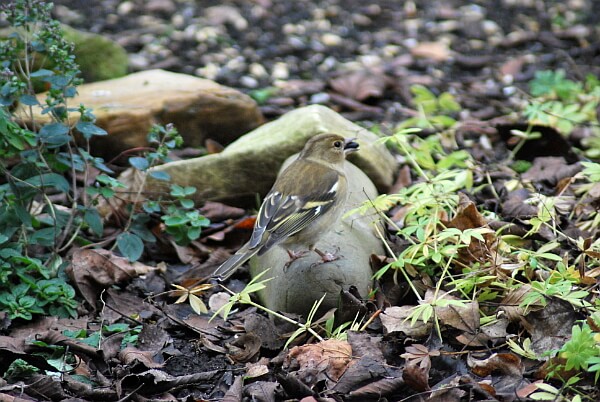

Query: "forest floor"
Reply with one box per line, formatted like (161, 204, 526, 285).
(2, 0, 600, 401)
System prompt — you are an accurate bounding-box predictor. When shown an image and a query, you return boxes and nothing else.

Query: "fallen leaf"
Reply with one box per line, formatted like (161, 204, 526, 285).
(284, 339, 353, 387)
(329, 70, 386, 101)
(410, 41, 452, 62)
(380, 306, 432, 337)
(467, 353, 524, 377)
(499, 284, 543, 322)
(521, 157, 581, 185)
(227, 332, 262, 363)
(67, 249, 166, 309)
(443, 193, 496, 265)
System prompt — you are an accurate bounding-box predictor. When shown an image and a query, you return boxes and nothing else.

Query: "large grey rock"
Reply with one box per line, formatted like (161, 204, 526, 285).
(249, 158, 383, 316)
(145, 105, 397, 206)
(16, 69, 263, 158)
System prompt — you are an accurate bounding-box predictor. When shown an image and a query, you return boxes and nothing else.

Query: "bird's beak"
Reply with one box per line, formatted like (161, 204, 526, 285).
(344, 137, 359, 153)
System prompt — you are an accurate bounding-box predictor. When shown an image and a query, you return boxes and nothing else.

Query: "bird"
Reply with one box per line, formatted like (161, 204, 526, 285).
(212, 133, 359, 281)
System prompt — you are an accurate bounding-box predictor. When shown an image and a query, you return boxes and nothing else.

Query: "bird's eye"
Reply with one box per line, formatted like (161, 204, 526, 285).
(333, 140, 342, 148)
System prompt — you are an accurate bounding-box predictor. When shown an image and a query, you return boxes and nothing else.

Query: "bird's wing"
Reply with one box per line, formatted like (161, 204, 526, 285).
(257, 165, 341, 252)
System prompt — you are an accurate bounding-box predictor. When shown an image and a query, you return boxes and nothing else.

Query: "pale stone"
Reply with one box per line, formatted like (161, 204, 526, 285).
(16, 69, 263, 156)
(249, 159, 383, 316)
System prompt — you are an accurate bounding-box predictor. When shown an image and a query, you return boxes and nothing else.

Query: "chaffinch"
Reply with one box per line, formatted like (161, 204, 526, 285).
(212, 133, 359, 281)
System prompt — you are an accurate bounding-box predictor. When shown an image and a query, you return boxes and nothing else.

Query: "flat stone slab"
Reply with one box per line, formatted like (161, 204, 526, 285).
(16, 69, 264, 157)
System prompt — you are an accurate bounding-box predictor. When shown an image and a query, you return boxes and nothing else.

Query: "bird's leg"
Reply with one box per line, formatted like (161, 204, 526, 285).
(283, 249, 309, 271)
(286, 249, 309, 260)
(313, 246, 340, 263)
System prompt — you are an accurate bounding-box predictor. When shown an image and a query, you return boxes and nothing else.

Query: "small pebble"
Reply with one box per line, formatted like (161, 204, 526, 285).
(310, 92, 330, 104)
(321, 33, 342, 46)
(195, 63, 220, 80)
(503, 86, 517, 96)
(352, 14, 371, 26)
(272, 62, 289, 80)
(482, 20, 502, 36)
(249, 63, 268, 78)
(240, 76, 259, 88)
(366, 4, 382, 16)
(145, 0, 177, 15)
(225, 56, 247, 73)
(129, 53, 150, 70)
(117, 1, 134, 15)
(171, 14, 185, 28)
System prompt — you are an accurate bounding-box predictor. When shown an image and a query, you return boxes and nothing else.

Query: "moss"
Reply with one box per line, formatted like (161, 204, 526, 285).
(1, 25, 129, 86)
(62, 26, 129, 82)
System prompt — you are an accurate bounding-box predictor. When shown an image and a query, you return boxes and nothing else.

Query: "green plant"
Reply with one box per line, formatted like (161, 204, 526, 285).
(558, 324, 599, 374)
(161, 184, 210, 245)
(523, 70, 600, 157)
(248, 87, 278, 105)
(0, 1, 211, 318)
(0, 0, 111, 318)
(396, 85, 461, 130)
(529, 379, 582, 401)
(116, 124, 211, 258)
(212, 271, 336, 348)
(358, 128, 474, 282)
(63, 323, 143, 348)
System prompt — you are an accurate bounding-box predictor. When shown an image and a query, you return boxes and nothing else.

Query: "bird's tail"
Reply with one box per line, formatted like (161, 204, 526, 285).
(212, 245, 260, 281)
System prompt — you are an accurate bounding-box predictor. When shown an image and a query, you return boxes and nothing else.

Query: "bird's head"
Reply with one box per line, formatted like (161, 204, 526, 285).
(299, 133, 359, 165)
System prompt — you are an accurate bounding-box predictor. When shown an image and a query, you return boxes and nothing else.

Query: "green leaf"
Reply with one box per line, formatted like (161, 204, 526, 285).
(116, 232, 144, 262)
(30, 69, 54, 78)
(39, 123, 71, 147)
(19, 94, 39, 106)
(84, 209, 103, 236)
(26, 172, 70, 193)
(149, 170, 170, 181)
(438, 92, 461, 111)
(75, 122, 107, 139)
(163, 215, 187, 226)
(29, 227, 59, 247)
(179, 199, 194, 209)
(129, 157, 149, 171)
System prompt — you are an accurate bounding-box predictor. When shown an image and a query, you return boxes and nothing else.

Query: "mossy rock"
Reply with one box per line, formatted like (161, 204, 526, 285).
(0, 25, 128, 88)
(62, 26, 129, 83)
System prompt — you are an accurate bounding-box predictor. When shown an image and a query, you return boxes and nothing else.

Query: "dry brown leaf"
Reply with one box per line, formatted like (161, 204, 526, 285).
(467, 353, 524, 378)
(499, 56, 526, 79)
(502, 189, 538, 219)
(200, 201, 246, 222)
(403, 360, 430, 392)
(227, 332, 262, 363)
(221, 375, 243, 402)
(380, 306, 432, 337)
(119, 347, 163, 368)
(516, 381, 544, 398)
(410, 41, 452, 62)
(67, 249, 166, 309)
(521, 157, 581, 185)
(245, 360, 270, 379)
(401, 343, 438, 391)
(425, 290, 480, 334)
(284, 339, 353, 386)
(443, 193, 496, 265)
(347, 376, 406, 399)
(499, 284, 543, 322)
(329, 70, 386, 101)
